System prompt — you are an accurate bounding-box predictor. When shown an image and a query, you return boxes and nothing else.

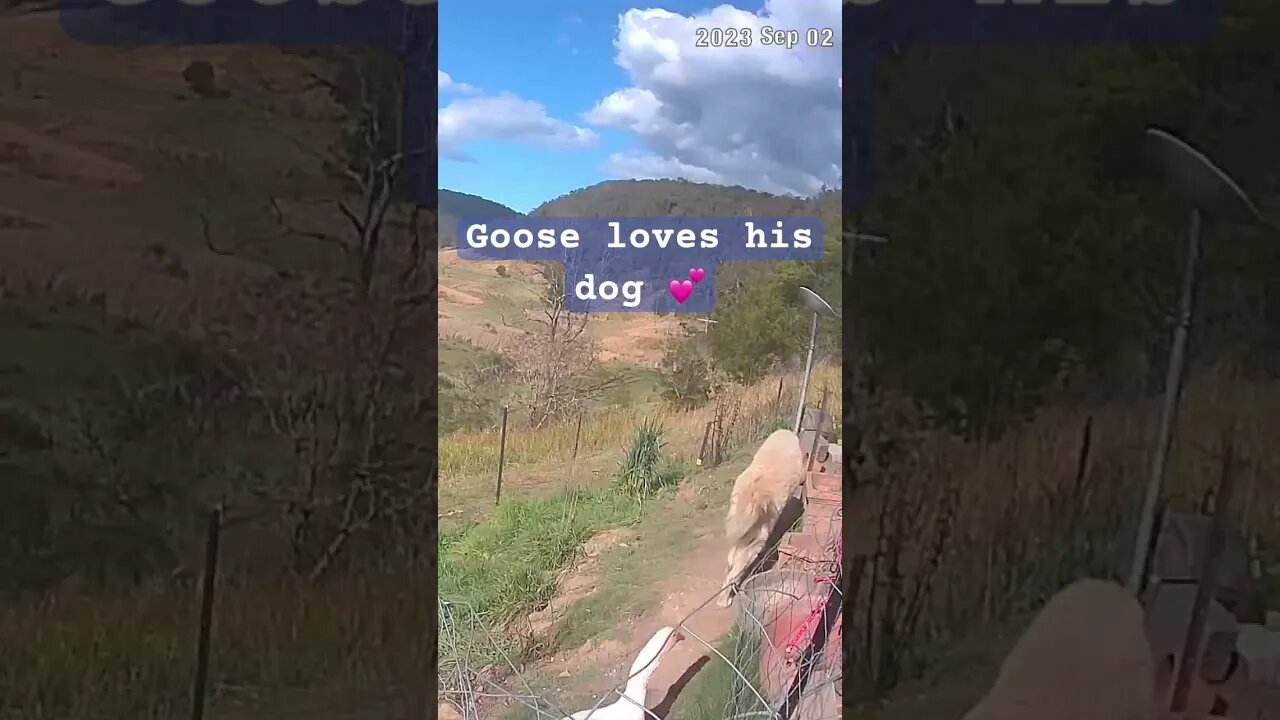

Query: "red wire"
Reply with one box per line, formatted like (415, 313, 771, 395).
(782, 530, 843, 659)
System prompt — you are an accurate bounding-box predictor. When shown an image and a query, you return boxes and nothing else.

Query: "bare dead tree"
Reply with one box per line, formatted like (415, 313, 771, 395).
(36, 363, 243, 586)
(501, 262, 619, 429)
(196, 50, 436, 581)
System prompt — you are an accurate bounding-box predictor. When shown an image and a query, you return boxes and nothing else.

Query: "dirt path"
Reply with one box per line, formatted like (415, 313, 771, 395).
(646, 533, 736, 707)
(536, 523, 737, 717)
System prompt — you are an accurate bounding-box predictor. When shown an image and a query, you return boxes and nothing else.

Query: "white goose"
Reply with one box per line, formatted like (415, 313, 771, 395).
(564, 626, 685, 719)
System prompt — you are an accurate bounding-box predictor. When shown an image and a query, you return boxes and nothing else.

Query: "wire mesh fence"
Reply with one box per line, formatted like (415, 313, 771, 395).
(438, 494, 843, 720)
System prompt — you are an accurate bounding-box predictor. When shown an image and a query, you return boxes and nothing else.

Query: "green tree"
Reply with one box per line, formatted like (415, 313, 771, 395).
(852, 3, 1280, 436)
(707, 197, 843, 382)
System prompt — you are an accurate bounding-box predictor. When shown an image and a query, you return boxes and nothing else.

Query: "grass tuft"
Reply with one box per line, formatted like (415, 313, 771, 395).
(614, 418, 674, 500)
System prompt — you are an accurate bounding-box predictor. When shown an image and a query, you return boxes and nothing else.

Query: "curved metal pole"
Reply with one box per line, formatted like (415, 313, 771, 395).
(794, 312, 819, 433)
(1128, 208, 1202, 593)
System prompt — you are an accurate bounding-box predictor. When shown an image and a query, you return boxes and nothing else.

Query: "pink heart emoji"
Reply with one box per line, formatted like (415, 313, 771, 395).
(669, 279, 693, 304)
(689, 268, 705, 284)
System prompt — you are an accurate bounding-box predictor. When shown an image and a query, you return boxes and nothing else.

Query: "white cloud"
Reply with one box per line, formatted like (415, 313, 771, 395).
(438, 70, 479, 95)
(439, 91, 600, 159)
(585, 0, 841, 197)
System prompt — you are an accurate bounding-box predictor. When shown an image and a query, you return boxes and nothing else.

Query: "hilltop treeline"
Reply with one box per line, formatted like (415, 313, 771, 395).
(439, 189, 520, 248)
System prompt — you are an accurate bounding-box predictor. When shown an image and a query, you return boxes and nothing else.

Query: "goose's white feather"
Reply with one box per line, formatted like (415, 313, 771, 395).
(562, 627, 683, 720)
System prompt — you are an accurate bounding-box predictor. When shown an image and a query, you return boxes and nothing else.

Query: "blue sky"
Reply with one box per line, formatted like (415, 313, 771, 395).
(438, 0, 842, 213)
(439, 2, 654, 212)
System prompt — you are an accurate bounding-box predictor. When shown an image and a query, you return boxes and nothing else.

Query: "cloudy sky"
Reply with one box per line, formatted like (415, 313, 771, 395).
(439, 0, 841, 213)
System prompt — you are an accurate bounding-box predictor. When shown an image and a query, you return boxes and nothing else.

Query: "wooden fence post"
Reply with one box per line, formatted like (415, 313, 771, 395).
(1170, 428, 1238, 713)
(571, 412, 584, 460)
(698, 420, 713, 466)
(712, 414, 724, 466)
(568, 411, 584, 484)
(1066, 415, 1094, 535)
(495, 405, 509, 506)
(191, 503, 223, 720)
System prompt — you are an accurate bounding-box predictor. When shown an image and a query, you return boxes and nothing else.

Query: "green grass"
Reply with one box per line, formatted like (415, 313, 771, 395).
(0, 561, 435, 720)
(437, 485, 653, 678)
(544, 456, 738, 655)
(0, 299, 161, 402)
(438, 259, 543, 328)
(439, 364, 832, 490)
(438, 423, 747, 707)
(589, 363, 665, 408)
(666, 628, 762, 720)
(439, 425, 696, 628)
(0, 53, 330, 246)
(439, 488, 644, 624)
(613, 418, 676, 500)
(439, 338, 506, 372)
(853, 616, 1029, 720)
(551, 583, 656, 653)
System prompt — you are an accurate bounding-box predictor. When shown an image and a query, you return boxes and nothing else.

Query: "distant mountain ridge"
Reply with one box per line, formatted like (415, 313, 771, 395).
(439, 180, 837, 248)
(439, 189, 521, 248)
(533, 179, 813, 218)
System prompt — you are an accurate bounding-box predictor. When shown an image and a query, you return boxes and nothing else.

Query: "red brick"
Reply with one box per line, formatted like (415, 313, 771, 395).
(807, 488, 841, 508)
(807, 472, 841, 495)
(779, 532, 836, 563)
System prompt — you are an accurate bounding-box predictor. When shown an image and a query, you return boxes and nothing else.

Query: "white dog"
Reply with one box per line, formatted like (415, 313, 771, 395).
(717, 429, 805, 608)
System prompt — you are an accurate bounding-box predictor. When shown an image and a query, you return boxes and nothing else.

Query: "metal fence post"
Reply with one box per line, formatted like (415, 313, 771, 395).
(1170, 429, 1237, 713)
(568, 411, 584, 484)
(192, 503, 223, 720)
(698, 420, 713, 466)
(495, 405, 509, 506)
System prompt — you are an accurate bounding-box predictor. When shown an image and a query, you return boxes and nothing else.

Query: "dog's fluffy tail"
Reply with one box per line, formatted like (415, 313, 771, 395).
(725, 469, 774, 541)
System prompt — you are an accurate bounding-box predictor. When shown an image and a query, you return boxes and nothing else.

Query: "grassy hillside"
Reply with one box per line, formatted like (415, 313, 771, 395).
(0, 19, 438, 717)
(0, 16, 342, 314)
(437, 178, 841, 434)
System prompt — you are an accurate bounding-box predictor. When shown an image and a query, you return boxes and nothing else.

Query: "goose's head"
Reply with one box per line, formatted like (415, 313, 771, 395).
(628, 626, 685, 677)
(577, 627, 684, 716)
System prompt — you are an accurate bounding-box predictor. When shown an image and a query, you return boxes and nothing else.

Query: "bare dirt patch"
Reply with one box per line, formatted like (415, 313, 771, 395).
(439, 284, 484, 307)
(438, 248, 689, 367)
(0, 120, 142, 188)
(0, 205, 47, 230)
(533, 526, 737, 716)
(521, 528, 641, 641)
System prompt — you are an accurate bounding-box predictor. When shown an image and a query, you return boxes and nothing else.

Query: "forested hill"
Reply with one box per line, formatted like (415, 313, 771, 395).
(532, 179, 816, 218)
(439, 190, 520, 247)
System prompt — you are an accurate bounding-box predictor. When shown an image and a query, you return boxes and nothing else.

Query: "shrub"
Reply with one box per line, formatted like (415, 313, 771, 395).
(660, 342, 714, 409)
(614, 418, 676, 500)
(181, 61, 219, 98)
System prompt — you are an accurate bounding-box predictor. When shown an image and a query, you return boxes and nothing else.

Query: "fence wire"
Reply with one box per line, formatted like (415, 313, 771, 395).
(438, 498, 842, 720)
